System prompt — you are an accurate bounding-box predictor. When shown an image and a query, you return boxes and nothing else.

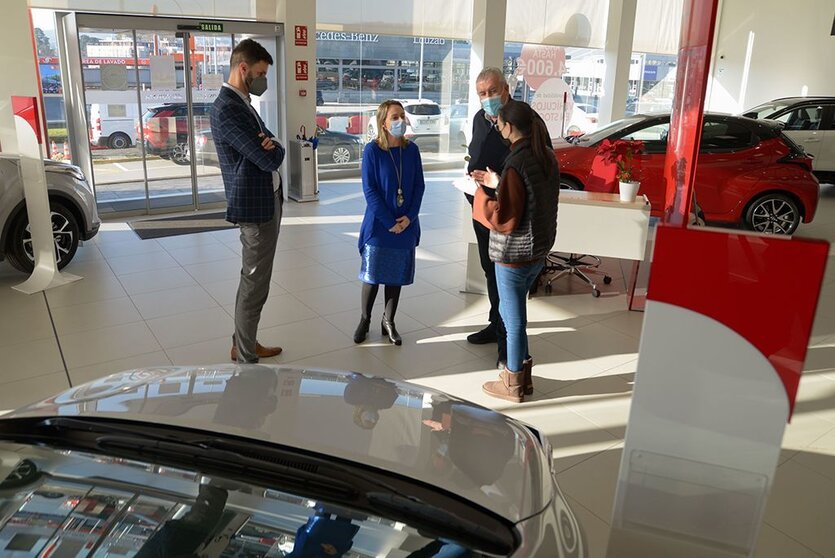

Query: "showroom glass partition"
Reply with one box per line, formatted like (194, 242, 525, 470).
(55, 13, 284, 216)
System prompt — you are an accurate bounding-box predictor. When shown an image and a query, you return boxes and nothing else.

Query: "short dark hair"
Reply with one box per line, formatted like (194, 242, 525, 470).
(230, 39, 273, 68)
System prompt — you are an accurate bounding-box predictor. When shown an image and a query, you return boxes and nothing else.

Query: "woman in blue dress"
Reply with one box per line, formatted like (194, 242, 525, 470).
(354, 100, 425, 346)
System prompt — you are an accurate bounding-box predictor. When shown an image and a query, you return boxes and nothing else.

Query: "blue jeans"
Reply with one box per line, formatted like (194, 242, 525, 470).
(495, 260, 545, 373)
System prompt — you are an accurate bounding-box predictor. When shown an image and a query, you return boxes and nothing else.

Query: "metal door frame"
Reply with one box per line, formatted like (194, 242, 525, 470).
(57, 12, 285, 216)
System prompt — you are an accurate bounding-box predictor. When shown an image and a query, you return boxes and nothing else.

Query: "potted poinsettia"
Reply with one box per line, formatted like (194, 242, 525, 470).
(597, 138, 645, 202)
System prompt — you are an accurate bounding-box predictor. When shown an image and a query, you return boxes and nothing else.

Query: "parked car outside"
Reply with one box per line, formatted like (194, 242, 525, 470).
(554, 113, 819, 234)
(194, 126, 364, 168)
(0, 365, 587, 557)
(743, 96, 835, 183)
(88, 102, 137, 149)
(0, 157, 100, 273)
(448, 103, 471, 149)
(141, 102, 212, 165)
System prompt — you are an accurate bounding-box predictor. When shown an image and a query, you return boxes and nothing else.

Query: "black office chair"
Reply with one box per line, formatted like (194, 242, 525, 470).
(531, 253, 612, 298)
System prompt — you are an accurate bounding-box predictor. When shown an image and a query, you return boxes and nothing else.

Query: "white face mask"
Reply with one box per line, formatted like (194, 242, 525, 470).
(388, 119, 406, 137)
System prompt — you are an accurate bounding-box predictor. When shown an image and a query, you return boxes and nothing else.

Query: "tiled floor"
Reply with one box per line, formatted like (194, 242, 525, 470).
(1, 170, 834, 557)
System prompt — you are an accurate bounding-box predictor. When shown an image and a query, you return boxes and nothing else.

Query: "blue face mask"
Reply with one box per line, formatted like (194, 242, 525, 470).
(481, 95, 504, 117)
(388, 120, 406, 137)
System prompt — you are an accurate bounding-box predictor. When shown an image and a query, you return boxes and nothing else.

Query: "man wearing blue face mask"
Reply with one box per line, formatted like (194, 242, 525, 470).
(465, 68, 551, 370)
(211, 39, 286, 364)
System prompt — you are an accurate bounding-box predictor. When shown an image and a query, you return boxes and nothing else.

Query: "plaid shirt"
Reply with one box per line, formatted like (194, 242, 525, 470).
(211, 86, 285, 224)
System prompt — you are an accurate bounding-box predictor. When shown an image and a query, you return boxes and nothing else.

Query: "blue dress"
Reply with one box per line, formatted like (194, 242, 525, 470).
(358, 141, 425, 286)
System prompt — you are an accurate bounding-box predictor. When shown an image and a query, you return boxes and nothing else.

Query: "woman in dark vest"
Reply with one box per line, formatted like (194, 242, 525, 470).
(473, 100, 559, 403)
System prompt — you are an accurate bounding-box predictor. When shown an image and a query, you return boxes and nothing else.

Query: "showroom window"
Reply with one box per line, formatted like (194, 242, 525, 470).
(314, 32, 473, 172)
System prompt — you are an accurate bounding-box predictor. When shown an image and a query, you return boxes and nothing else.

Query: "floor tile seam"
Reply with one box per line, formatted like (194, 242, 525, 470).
(282, 345, 405, 381)
(218, 301, 327, 331)
(553, 440, 623, 478)
(131, 292, 221, 322)
(42, 291, 74, 387)
(161, 336, 230, 363)
(564, 494, 613, 527)
(270, 275, 354, 295)
(759, 520, 827, 557)
(67, 349, 174, 379)
(0, 364, 68, 387)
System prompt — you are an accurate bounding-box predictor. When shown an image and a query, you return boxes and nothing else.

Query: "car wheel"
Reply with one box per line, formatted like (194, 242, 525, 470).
(108, 132, 131, 149)
(331, 144, 352, 164)
(367, 124, 376, 142)
(559, 176, 583, 190)
(172, 142, 190, 165)
(744, 193, 800, 235)
(0, 459, 41, 490)
(7, 202, 80, 273)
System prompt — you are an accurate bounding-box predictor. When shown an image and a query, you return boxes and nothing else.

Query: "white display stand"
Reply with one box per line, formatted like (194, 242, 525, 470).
(288, 139, 319, 202)
(463, 190, 651, 294)
(12, 113, 81, 294)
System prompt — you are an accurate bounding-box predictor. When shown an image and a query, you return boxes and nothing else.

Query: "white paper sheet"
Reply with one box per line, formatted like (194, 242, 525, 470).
(452, 176, 478, 196)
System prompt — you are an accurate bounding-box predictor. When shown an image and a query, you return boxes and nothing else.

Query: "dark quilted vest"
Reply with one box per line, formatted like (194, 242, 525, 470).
(488, 139, 559, 264)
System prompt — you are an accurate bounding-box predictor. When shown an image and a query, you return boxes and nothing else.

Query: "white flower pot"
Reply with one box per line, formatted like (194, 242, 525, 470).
(619, 180, 640, 202)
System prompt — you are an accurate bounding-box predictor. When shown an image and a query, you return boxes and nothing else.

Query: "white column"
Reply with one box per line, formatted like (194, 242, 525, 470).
(2, 0, 81, 292)
(0, 0, 40, 154)
(463, 0, 507, 295)
(467, 0, 507, 120)
(599, 0, 638, 125)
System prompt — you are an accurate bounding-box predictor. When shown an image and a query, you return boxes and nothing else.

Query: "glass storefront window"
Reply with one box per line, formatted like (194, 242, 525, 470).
(504, 41, 678, 138)
(314, 32, 474, 173)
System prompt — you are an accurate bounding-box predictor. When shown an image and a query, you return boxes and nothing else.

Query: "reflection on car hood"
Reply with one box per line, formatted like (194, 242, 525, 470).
(3, 365, 552, 523)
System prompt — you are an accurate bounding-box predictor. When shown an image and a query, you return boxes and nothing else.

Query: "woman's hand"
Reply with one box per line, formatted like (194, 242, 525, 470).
(388, 215, 411, 234)
(482, 166, 500, 189)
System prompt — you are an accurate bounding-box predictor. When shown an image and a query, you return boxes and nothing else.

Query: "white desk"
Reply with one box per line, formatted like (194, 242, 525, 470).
(463, 190, 651, 294)
(553, 191, 651, 261)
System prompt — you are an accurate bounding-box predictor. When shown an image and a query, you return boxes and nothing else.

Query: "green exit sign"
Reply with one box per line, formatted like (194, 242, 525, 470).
(199, 22, 224, 33)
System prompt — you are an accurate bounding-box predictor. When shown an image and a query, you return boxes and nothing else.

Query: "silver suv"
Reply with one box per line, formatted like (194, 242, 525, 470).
(0, 157, 100, 273)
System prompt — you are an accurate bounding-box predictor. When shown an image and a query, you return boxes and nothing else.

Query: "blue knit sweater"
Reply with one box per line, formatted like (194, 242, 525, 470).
(358, 141, 425, 253)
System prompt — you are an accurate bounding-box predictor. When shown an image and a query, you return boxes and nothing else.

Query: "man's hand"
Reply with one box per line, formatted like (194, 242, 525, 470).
(470, 169, 487, 185)
(258, 132, 276, 151)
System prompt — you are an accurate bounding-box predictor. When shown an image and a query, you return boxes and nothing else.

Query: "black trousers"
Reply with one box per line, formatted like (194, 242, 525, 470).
(472, 218, 507, 360)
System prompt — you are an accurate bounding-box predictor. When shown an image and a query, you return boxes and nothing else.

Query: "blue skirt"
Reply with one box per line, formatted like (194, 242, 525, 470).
(359, 244, 415, 286)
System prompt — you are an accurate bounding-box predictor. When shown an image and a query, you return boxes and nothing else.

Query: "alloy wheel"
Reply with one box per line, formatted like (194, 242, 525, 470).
(749, 197, 799, 234)
(332, 146, 352, 164)
(22, 211, 75, 266)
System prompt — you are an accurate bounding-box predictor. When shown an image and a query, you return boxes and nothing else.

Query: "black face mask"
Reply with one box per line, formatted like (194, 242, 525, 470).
(245, 70, 268, 96)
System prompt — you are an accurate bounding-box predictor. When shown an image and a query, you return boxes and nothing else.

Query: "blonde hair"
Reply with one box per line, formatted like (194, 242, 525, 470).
(374, 100, 410, 151)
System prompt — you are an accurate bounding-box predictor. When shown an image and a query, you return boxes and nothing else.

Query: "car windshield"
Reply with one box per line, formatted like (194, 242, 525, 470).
(744, 101, 794, 120)
(573, 116, 646, 144)
(0, 424, 512, 557)
(405, 104, 441, 116)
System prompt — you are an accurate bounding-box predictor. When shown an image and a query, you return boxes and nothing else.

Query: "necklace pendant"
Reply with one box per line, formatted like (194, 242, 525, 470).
(396, 193, 404, 207)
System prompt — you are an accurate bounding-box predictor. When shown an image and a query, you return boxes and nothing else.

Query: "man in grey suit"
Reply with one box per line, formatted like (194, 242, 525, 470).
(211, 39, 285, 363)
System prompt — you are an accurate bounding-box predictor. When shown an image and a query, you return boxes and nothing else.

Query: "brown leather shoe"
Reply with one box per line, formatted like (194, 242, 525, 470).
(230, 341, 283, 362)
(482, 368, 525, 403)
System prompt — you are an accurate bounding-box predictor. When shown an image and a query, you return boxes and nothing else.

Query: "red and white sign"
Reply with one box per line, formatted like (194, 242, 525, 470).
(516, 44, 566, 90)
(294, 25, 308, 46)
(295, 60, 309, 81)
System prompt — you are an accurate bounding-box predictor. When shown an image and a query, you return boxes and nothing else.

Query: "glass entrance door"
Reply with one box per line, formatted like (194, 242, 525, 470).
(67, 15, 283, 216)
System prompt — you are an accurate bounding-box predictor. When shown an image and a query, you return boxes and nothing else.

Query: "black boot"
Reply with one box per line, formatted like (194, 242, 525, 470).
(354, 317, 371, 344)
(382, 317, 402, 345)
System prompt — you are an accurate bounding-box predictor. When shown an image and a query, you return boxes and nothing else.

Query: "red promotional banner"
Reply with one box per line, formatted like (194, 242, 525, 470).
(12, 96, 41, 144)
(662, 0, 720, 226)
(295, 60, 309, 81)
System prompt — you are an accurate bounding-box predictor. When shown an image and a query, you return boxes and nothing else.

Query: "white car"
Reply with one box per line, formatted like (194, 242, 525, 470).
(88, 102, 137, 149)
(368, 99, 448, 140)
(743, 96, 835, 183)
(0, 365, 587, 557)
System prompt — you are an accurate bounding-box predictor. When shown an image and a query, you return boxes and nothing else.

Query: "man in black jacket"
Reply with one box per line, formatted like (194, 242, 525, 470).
(466, 68, 552, 369)
(464, 67, 514, 366)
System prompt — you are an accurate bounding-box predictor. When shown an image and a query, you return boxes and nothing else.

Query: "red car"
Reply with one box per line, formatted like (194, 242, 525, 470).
(553, 114, 819, 234)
